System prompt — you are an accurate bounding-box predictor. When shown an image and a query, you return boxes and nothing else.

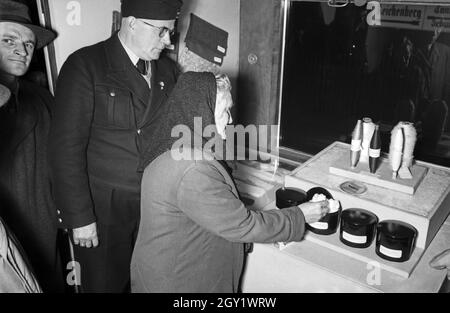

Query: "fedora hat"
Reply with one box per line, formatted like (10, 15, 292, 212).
(0, 0, 56, 49)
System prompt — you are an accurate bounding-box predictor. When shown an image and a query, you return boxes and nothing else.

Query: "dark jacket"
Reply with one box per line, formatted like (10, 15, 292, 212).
(49, 34, 179, 229)
(0, 78, 62, 292)
(131, 149, 306, 293)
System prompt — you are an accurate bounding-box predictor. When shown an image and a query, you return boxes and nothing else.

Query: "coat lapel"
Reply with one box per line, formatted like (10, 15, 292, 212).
(139, 61, 163, 128)
(104, 35, 150, 107)
(7, 82, 38, 153)
(139, 61, 171, 128)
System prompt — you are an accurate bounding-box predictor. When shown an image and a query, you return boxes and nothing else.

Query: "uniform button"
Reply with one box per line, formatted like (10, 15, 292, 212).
(137, 129, 142, 135)
(58, 218, 63, 223)
(110, 91, 115, 97)
(57, 210, 61, 215)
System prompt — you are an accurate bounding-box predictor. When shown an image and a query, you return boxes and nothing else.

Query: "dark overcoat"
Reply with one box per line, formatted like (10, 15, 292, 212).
(0, 78, 62, 292)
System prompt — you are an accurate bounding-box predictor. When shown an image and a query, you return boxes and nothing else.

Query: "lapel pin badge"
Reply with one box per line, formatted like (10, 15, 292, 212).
(159, 81, 165, 90)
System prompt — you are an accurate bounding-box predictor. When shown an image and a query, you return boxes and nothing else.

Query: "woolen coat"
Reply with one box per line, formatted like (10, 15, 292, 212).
(0, 78, 62, 292)
(131, 149, 306, 293)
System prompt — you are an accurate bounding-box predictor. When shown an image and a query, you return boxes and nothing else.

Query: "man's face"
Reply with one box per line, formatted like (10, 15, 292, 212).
(131, 18, 175, 61)
(0, 22, 35, 77)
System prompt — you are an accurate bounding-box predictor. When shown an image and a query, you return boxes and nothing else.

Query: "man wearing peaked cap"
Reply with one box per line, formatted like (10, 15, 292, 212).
(49, 0, 182, 292)
(0, 0, 63, 292)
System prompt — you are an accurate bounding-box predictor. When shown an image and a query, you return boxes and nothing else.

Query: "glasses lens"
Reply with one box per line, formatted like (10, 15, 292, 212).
(159, 27, 175, 38)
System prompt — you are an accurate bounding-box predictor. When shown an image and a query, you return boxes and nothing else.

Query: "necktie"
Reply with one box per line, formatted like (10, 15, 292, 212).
(136, 59, 147, 75)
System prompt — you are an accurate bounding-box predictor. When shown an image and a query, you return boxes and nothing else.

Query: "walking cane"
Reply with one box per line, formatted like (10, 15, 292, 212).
(63, 229, 81, 293)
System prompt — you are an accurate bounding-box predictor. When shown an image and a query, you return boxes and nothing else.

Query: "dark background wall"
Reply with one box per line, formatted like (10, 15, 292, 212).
(238, 0, 283, 128)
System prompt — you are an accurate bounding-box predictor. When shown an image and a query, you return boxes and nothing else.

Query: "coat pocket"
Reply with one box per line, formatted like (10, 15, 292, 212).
(93, 85, 132, 129)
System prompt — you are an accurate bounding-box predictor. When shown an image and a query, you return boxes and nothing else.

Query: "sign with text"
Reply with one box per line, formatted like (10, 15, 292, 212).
(423, 6, 450, 33)
(371, 4, 450, 33)
(377, 4, 425, 30)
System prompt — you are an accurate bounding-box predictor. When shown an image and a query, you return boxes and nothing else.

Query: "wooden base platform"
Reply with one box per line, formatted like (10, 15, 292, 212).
(329, 154, 428, 195)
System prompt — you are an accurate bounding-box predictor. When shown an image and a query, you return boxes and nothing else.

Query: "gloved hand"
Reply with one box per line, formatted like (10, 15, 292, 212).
(0, 84, 11, 108)
(429, 249, 450, 279)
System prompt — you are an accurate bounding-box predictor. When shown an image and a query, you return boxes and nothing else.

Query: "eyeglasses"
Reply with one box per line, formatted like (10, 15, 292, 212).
(139, 20, 175, 38)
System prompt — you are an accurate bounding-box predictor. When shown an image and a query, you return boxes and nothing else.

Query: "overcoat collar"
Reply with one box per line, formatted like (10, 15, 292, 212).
(0, 73, 39, 152)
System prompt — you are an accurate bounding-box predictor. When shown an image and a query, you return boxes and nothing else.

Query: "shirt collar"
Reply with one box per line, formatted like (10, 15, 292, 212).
(117, 33, 140, 66)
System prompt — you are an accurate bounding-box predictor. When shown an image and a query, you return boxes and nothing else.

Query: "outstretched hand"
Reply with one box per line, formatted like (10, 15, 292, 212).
(298, 200, 330, 224)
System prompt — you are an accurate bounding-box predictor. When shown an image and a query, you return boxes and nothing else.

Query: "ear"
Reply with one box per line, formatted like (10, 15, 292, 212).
(128, 17, 137, 31)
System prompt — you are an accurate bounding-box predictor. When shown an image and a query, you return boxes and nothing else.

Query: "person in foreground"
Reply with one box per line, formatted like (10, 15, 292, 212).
(130, 15, 330, 293)
(0, 0, 62, 292)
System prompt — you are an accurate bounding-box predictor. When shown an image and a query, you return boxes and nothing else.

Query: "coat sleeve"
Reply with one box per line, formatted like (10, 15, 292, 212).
(48, 52, 96, 229)
(176, 161, 306, 243)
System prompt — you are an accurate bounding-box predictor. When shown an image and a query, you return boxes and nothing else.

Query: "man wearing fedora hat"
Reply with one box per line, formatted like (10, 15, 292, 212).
(0, 0, 63, 292)
(49, 0, 183, 292)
